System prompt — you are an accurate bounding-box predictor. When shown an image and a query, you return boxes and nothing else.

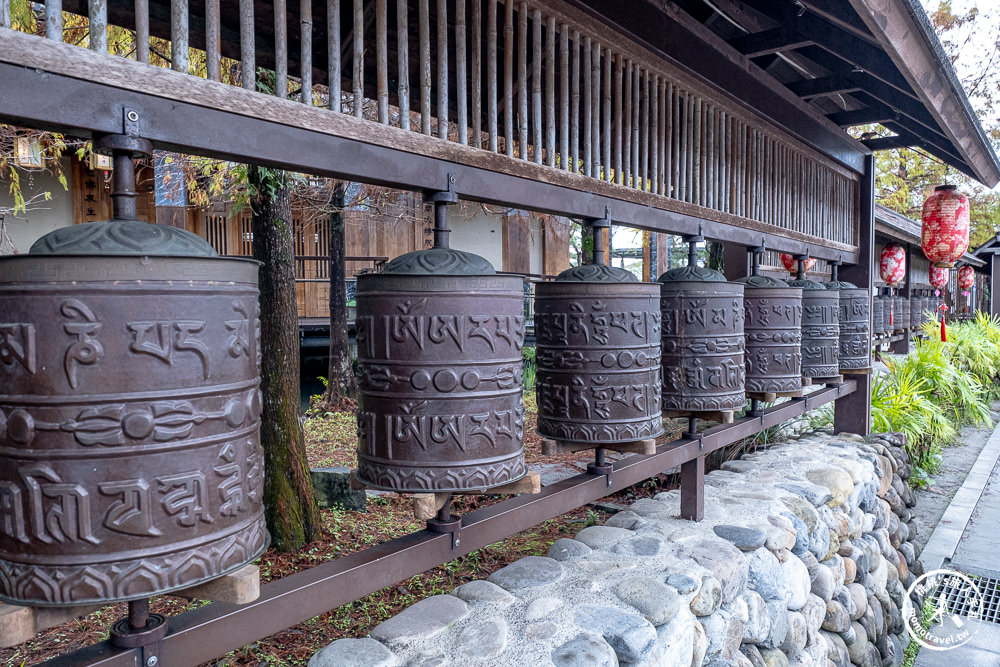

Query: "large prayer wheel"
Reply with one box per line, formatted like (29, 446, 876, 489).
(658, 266, 745, 412)
(355, 248, 526, 492)
(894, 295, 909, 331)
(535, 265, 663, 445)
(910, 294, 923, 330)
(0, 222, 267, 606)
(826, 280, 870, 371)
(787, 278, 839, 380)
(871, 295, 885, 337)
(735, 276, 803, 394)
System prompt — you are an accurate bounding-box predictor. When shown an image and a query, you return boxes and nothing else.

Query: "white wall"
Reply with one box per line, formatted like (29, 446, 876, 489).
(447, 204, 504, 270)
(0, 158, 74, 255)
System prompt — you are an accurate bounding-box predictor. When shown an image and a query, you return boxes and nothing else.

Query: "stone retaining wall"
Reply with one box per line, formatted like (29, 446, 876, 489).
(309, 431, 922, 667)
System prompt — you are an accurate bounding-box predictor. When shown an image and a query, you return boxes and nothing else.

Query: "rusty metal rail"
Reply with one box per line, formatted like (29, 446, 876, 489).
(41, 381, 854, 667)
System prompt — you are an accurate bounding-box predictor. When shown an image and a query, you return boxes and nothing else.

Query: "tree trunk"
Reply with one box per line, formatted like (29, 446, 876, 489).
(249, 165, 321, 552)
(325, 181, 357, 404)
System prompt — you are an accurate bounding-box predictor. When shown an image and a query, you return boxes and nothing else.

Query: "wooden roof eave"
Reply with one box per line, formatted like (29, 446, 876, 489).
(846, 0, 1000, 188)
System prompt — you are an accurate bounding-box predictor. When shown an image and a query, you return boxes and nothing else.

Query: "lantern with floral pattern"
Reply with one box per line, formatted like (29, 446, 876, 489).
(929, 265, 949, 292)
(922, 185, 970, 268)
(779, 253, 815, 275)
(958, 265, 975, 291)
(879, 243, 906, 286)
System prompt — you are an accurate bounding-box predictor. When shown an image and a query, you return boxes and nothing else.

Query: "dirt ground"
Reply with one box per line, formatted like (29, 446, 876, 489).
(909, 401, 1000, 551)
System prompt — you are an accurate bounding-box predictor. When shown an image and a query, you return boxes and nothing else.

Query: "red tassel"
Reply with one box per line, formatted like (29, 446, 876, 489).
(941, 316, 947, 342)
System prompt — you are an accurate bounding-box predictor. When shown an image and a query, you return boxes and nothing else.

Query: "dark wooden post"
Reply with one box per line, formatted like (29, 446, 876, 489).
(992, 253, 1000, 317)
(835, 154, 874, 436)
(722, 242, 748, 281)
(891, 242, 912, 354)
(680, 454, 704, 521)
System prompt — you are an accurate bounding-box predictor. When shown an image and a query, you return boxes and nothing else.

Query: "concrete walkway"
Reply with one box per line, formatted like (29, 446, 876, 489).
(914, 419, 1000, 666)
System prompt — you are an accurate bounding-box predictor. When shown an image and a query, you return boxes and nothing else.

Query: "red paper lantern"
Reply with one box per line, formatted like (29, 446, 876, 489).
(958, 265, 975, 290)
(878, 243, 906, 286)
(929, 265, 949, 289)
(779, 253, 815, 274)
(922, 185, 970, 268)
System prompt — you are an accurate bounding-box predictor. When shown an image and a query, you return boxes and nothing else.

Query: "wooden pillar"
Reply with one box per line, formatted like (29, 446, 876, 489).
(992, 254, 1000, 317)
(891, 242, 912, 355)
(835, 154, 874, 436)
(722, 242, 748, 281)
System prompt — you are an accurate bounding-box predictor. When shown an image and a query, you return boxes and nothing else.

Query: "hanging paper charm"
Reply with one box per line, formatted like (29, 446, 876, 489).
(879, 243, 906, 286)
(779, 253, 815, 274)
(921, 185, 970, 268)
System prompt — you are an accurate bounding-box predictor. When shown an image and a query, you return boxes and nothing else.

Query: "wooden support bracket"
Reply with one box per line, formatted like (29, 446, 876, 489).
(747, 388, 804, 403)
(174, 564, 260, 604)
(840, 368, 873, 375)
(662, 410, 735, 424)
(540, 438, 656, 456)
(0, 564, 260, 648)
(412, 471, 542, 520)
(0, 602, 103, 649)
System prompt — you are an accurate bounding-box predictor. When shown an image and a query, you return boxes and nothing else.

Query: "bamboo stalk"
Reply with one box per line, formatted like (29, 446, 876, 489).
(504, 0, 513, 156)
(398, 0, 409, 128)
(651, 76, 659, 194)
(241, 0, 255, 90)
(438, 0, 449, 139)
(631, 64, 640, 188)
(602, 47, 611, 182)
(44, 0, 64, 42)
(533, 9, 542, 163)
(421, 0, 431, 133)
(642, 69, 649, 192)
(275, 0, 287, 93)
(353, 0, 363, 117)
(705, 104, 714, 209)
(301, 0, 314, 103)
(488, 0, 498, 150)
(545, 16, 555, 167)
(560, 24, 569, 169)
(518, 2, 528, 158)
(1, 0, 9, 29)
(456, 0, 468, 144)
(205, 0, 219, 79)
(614, 53, 622, 185)
(472, 0, 481, 146)
(375, 0, 387, 118)
(624, 59, 632, 186)
(171, 0, 190, 72)
(90, 0, 107, 53)
(592, 41, 601, 180)
(583, 35, 592, 176)
(571, 30, 580, 173)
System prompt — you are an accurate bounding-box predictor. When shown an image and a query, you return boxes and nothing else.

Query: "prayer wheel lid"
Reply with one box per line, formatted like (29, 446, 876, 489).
(786, 278, 827, 291)
(735, 274, 791, 288)
(29, 220, 219, 257)
(656, 265, 727, 283)
(555, 264, 637, 282)
(380, 247, 496, 275)
(825, 280, 857, 289)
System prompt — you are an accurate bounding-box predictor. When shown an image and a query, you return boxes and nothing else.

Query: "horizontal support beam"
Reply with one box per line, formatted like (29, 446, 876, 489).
(728, 27, 815, 58)
(0, 32, 858, 262)
(786, 75, 861, 100)
(42, 381, 855, 667)
(861, 134, 913, 151)
(829, 106, 899, 128)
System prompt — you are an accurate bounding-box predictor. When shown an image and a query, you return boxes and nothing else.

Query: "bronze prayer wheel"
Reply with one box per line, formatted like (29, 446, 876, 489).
(0, 222, 267, 606)
(735, 276, 803, 394)
(787, 278, 839, 380)
(894, 295, 909, 331)
(871, 295, 885, 337)
(355, 248, 526, 492)
(658, 266, 746, 412)
(911, 294, 924, 330)
(826, 281, 870, 371)
(535, 265, 663, 445)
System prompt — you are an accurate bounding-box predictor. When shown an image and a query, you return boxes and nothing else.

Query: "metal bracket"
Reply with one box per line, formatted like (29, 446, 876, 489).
(590, 206, 612, 229)
(426, 515, 462, 550)
(425, 173, 459, 205)
(587, 447, 614, 487)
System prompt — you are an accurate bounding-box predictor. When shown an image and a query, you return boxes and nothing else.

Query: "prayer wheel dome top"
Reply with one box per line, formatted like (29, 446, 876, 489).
(656, 265, 727, 283)
(735, 274, 791, 288)
(555, 264, 637, 282)
(381, 247, 496, 275)
(786, 278, 827, 291)
(824, 280, 858, 289)
(29, 220, 219, 257)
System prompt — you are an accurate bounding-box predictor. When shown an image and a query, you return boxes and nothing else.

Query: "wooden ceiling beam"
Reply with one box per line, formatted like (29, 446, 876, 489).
(828, 106, 898, 128)
(727, 27, 814, 58)
(786, 74, 860, 99)
(861, 134, 912, 151)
